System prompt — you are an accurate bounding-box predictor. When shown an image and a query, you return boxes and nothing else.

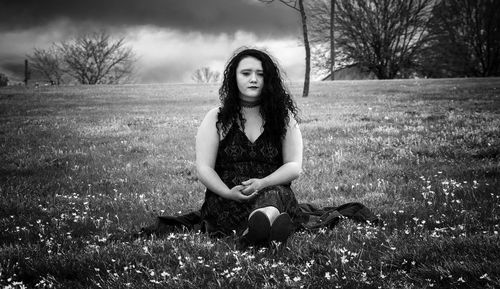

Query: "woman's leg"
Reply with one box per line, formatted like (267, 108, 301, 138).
(242, 206, 279, 244)
(244, 186, 297, 244)
(246, 206, 293, 244)
(249, 206, 280, 224)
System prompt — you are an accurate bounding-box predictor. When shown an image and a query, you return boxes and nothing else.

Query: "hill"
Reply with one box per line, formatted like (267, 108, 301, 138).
(1, 78, 499, 288)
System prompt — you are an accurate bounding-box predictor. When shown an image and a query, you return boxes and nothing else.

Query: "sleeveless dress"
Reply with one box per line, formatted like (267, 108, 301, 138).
(200, 123, 302, 236)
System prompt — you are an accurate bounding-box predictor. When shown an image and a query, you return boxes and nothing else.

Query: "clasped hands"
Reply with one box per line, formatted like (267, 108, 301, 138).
(226, 178, 265, 202)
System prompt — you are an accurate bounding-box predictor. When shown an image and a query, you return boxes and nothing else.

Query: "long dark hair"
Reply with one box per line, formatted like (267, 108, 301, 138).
(217, 48, 299, 143)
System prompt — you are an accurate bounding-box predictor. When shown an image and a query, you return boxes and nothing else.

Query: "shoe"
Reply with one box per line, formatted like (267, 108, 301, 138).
(244, 211, 271, 244)
(270, 213, 293, 243)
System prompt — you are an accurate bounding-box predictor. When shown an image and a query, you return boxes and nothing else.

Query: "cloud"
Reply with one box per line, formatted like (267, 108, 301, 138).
(0, 1, 306, 83)
(0, 0, 300, 36)
(126, 27, 304, 83)
(0, 24, 305, 83)
(0, 20, 78, 56)
(0, 19, 79, 81)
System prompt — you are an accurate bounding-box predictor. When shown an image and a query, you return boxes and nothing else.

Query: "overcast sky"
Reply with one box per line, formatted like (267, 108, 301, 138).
(0, 0, 306, 83)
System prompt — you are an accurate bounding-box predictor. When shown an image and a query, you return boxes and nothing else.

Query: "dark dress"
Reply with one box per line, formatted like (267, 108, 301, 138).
(200, 123, 302, 236)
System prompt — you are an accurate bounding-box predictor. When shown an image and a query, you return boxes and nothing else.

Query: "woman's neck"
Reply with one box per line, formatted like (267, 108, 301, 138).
(240, 98, 261, 108)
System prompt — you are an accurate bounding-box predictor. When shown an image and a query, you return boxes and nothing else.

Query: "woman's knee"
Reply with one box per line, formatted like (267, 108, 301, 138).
(250, 206, 280, 223)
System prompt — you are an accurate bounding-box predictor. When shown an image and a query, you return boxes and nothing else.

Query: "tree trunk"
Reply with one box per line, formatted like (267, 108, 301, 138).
(298, 0, 310, 97)
(330, 0, 335, 80)
(24, 59, 30, 86)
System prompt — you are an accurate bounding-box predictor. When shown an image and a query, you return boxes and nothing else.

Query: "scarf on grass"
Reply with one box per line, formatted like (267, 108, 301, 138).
(138, 202, 382, 237)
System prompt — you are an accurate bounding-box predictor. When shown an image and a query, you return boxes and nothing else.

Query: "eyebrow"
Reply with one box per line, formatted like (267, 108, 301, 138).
(240, 68, 264, 72)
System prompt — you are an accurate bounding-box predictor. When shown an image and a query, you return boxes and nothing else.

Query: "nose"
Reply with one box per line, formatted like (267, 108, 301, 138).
(250, 73, 257, 83)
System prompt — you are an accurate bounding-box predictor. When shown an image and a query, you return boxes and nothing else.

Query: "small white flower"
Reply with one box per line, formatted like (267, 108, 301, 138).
(325, 271, 331, 280)
(341, 255, 349, 264)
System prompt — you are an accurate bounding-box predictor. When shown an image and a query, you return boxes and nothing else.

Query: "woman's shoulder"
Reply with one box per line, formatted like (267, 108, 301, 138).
(207, 106, 221, 115)
(286, 113, 299, 128)
(202, 107, 221, 121)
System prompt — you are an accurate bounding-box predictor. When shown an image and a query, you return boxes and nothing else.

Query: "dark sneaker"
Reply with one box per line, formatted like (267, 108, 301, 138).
(244, 210, 271, 245)
(270, 213, 293, 243)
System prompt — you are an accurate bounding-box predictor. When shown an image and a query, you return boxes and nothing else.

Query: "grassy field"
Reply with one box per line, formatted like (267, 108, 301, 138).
(0, 78, 499, 288)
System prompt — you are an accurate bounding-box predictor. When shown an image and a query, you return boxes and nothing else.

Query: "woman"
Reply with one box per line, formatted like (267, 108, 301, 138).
(196, 48, 303, 245)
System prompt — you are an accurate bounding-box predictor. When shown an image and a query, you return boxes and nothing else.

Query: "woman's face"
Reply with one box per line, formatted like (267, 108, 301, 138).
(236, 56, 264, 102)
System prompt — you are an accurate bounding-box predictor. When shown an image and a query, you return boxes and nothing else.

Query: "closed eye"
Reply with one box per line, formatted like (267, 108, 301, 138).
(240, 70, 264, 76)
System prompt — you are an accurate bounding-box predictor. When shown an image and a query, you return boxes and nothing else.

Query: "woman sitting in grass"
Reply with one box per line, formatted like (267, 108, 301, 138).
(196, 48, 303, 245)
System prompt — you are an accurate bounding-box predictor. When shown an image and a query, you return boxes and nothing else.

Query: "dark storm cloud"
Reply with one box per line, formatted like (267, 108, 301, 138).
(0, 60, 24, 77)
(0, 0, 299, 36)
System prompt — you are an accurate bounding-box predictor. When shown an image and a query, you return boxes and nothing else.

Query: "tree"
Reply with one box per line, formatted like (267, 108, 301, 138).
(60, 32, 135, 84)
(424, 0, 500, 77)
(329, 0, 335, 80)
(311, 0, 435, 79)
(0, 73, 8, 87)
(310, 42, 350, 78)
(192, 67, 221, 83)
(308, 0, 338, 79)
(259, 0, 311, 97)
(27, 45, 64, 85)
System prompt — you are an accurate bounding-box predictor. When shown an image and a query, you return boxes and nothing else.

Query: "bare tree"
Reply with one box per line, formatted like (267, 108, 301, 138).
(310, 42, 350, 79)
(60, 32, 135, 84)
(425, 0, 500, 77)
(259, 0, 311, 97)
(192, 67, 221, 83)
(27, 45, 64, 85)
(308, 0, 337, 79)
(311, 0, 435, 79)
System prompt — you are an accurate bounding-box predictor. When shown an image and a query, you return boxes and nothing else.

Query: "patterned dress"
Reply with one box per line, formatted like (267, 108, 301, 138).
(200, 123, 302, 236)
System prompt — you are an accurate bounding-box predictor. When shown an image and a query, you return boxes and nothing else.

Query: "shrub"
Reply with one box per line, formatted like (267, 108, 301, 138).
(0, 73, 8, 87)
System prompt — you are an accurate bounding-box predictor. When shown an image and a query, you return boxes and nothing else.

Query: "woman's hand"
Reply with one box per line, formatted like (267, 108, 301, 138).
(241, 179, 265, 196)
(225, 185, 260, 202)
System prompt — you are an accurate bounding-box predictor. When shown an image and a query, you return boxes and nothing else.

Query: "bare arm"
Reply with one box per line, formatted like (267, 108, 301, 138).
(196, 108, 259, 202)
(241, 117, 303, 194)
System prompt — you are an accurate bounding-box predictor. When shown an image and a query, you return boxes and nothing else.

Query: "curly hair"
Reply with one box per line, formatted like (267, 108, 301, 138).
(217, 48, 299, 143)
